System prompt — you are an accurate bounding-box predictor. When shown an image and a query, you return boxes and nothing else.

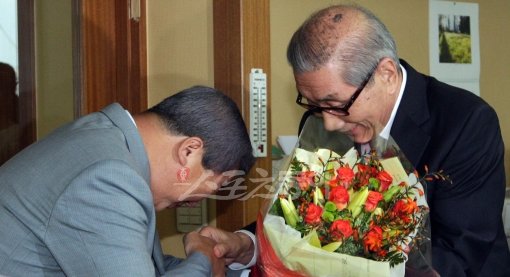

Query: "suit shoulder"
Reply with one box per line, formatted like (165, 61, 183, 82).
(426, 77, 490, 111)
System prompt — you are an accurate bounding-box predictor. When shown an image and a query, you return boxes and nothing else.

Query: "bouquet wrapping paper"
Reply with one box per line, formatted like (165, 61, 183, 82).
(254, 116, 436, 277)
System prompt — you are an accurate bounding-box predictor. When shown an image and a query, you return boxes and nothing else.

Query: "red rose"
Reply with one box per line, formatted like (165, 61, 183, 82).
(377, 170, 393, 192)
(328, 186, 349, 210)
(329, 219, 353, 240)
(296, 171, 315, 190)
(364, 191, 383, 212)
(336, 166, 354, 188)
(304, 203, 323, 224)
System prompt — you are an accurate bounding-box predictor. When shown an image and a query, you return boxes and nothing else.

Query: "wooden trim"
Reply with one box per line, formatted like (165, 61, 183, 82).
(213, 0, 271, 231)
(75, 0, 147, 115)
(72, 0, 84, 118)
(213, 0, 242, 101)
(127, 0, 147, 111)
(241, 0, 271, 227)
(213, 0, 244, 231)
(17, 0, 36, 146)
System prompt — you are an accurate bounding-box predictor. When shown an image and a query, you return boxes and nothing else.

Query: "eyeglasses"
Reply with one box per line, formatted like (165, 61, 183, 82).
(296, 67, 376, 116)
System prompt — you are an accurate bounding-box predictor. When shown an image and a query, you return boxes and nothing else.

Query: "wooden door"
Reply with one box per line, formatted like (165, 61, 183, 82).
(73, 0, 147, 115)
(1, 0, 146, 165)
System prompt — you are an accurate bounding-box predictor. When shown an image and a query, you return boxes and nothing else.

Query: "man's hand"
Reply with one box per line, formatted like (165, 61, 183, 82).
(198, 226, 255, 266)
(183, 231, 226, 277)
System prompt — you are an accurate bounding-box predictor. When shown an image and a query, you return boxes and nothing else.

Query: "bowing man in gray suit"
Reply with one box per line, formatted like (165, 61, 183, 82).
(0, 86, 255, 276)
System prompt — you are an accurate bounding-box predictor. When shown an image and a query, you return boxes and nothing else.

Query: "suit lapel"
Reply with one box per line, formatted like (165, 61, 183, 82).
(391, 60, 431, 167)
(391, 115, 430, 167)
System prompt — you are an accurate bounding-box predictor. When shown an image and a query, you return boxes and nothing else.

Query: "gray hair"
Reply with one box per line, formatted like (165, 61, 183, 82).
(287, 4, 400, 86)
(147, 86, 255, 174)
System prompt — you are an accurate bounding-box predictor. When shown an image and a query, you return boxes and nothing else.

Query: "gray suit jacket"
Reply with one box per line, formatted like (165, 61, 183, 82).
(0, 103, 211, 276)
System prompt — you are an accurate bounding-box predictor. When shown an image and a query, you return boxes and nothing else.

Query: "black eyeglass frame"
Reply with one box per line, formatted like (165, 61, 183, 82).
(295, 67, 376, 116)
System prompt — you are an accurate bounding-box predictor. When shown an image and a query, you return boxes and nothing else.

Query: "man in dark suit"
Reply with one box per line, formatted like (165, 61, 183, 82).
(289, 4, 510, 276)
(202, 4, 510, 277)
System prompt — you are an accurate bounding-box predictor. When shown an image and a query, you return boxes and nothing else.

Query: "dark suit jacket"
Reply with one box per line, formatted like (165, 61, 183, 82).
(393, 60, 510, 276)
(294, 60, 510, 276)
(0, 103, 211, 276)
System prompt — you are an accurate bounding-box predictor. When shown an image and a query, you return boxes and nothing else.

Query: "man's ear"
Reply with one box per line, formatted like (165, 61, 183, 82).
(377, 58, 400, 94)
(177, 137, 204, 166)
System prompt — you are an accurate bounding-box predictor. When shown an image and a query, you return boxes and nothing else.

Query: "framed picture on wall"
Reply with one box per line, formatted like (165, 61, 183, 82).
(428, 1, 480, 95)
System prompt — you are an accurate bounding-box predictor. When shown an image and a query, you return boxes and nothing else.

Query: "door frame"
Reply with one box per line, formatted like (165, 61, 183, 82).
(17, 0, 36, 148)
(72, 0, 147, 115)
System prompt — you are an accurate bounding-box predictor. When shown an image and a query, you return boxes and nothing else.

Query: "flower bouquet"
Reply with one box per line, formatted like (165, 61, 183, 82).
(254, 116, 438, 277)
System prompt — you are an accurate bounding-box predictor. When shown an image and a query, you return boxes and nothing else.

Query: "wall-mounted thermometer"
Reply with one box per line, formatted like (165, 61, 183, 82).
(249, 68, 267, 157)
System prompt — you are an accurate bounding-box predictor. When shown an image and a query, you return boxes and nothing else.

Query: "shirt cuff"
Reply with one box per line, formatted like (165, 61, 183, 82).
(227, 230, 258, 270)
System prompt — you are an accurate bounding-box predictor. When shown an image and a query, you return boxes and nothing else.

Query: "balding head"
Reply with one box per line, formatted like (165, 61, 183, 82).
(287, 4, 399, 87)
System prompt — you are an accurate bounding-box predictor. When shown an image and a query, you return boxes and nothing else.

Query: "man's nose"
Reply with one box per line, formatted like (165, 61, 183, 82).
(322, 112, 345, 131)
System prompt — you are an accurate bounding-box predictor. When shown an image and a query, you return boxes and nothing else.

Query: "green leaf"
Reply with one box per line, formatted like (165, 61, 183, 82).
(271, 145, 285, 159)
(313, 187, 324, 205)
(368, 177, 380, 191)
(322, 241, 342, 252)
(324, 201, 337, 212)
(306, 229, 322, 248)
(348, 187, 369, 218)
(323, 161, 337, 181)
(322, 211, 335, 223)
(280, 196, 299, 227)
(383, 186, 401, 202)
(336, 237, 363, 256)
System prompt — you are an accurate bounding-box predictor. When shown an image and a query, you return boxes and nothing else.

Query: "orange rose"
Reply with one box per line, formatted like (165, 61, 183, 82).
(328, 186, 349, 210)
(333, 166, 355, 188)
(329, 219, 353, 241)
(304, 203, 323, 224)
(364, 191, 383, 212)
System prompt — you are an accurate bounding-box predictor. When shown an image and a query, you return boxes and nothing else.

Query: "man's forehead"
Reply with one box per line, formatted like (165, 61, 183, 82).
(296, 75, 350, 103)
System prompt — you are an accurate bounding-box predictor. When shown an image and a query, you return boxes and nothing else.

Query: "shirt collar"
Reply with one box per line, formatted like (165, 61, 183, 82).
(125, 110, 137, 126)
(379, 64, 407, 139)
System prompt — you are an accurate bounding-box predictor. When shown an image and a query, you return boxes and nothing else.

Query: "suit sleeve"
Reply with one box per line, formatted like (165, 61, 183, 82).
(430, 105, 508, 276)
(45, 160, 211, 276)
(162, 252, 211, 276)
